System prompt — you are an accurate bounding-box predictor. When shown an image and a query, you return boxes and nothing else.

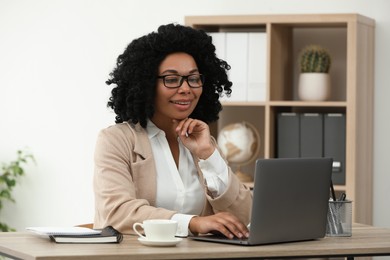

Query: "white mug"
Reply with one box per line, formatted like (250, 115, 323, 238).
(133, 219, 177, 241)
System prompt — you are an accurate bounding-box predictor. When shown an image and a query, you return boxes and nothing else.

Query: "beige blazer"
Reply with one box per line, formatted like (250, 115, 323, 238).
(93, 122, 252, 234)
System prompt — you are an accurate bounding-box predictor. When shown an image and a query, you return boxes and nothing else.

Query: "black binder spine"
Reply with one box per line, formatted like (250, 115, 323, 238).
(300, 113, 324, 158)
(277, 113, 300, 158)
(323, 113, 346, 185)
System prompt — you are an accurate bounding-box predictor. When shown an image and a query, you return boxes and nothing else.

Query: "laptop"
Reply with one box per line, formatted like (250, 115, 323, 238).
(191, 157, 333, 245)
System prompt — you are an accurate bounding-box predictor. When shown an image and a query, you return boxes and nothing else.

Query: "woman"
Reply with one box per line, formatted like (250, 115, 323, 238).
(93, 23, 252, 239)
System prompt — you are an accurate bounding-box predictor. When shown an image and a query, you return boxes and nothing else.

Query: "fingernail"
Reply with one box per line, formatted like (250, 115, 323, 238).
(245, 232, 250, 237)
(237, 233, 243, 238)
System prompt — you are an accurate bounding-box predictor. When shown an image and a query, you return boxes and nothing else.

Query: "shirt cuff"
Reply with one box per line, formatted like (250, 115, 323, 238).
(171, 214, 196, 237)
(198, 149, 229, 197)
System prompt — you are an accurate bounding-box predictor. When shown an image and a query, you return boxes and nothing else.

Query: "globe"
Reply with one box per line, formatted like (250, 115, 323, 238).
(217, 122, 260, 182)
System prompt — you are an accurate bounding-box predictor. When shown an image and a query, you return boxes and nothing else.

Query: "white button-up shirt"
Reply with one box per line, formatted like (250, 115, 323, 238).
(146, 121, 229, 237)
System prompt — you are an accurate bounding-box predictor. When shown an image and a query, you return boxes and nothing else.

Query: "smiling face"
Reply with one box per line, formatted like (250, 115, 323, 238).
(151, 52, 203, 128)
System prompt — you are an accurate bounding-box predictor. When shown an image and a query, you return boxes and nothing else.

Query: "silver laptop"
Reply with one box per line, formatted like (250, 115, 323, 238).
(191, 157, 333, 245)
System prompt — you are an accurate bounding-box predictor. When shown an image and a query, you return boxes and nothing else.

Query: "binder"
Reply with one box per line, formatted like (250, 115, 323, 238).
(224, 32, 248, 102)
(210, 32, 267, 102)
(300, 113, 323, 157)
(209, 32, 226, 60)
(324, 113, 346, 185)
(247, 32, 267, 102)
(277, 113, 300, 158)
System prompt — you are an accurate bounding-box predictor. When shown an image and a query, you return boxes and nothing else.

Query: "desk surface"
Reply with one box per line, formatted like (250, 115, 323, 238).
(1, 224, 390, 260)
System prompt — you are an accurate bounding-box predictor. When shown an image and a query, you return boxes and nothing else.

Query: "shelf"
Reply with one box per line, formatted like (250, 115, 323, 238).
(221, 101, 347, 107)
(186, 13, 375, 225)
(269, 101, 347, 107)
(221, 101, 266, 107)
(334, 185, 346, 192)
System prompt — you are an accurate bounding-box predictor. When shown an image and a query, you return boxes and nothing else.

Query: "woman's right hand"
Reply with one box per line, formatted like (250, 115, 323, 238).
(189, 212, 249, 239)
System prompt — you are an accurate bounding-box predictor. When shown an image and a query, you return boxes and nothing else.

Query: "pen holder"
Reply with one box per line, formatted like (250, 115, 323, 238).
(326, 200, 352, 237)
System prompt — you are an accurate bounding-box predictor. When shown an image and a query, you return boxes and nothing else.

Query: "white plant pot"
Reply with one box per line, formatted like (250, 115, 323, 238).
(298, 73, 330, 101)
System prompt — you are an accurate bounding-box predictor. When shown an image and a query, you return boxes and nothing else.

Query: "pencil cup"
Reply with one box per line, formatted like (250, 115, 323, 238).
(326, 200, 352, 237)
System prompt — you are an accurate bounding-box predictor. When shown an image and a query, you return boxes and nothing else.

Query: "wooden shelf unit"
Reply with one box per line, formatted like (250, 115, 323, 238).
(185, 13, 375, 224)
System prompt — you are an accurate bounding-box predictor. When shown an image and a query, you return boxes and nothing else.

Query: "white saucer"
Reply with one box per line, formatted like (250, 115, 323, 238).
(137, 237, 182, 247)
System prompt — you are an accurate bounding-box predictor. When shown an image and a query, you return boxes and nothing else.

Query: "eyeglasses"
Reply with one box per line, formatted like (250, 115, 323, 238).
(157, 74, 205, 89)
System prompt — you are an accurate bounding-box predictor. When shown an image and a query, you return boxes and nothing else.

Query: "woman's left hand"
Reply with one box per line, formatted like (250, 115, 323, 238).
(174, 118, 215, 159)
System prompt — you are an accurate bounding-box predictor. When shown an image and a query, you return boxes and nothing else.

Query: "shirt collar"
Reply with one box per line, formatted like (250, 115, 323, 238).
(146, 120, 165, 139)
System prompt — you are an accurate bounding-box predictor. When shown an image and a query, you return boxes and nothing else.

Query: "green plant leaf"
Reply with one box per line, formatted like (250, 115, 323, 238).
(0, 222, 15, 232)
(0, 189, 13, 200)
(0, 149, 35, 232)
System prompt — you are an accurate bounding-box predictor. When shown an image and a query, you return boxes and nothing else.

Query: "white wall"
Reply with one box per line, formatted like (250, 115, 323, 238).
(1, 0, 389, 231)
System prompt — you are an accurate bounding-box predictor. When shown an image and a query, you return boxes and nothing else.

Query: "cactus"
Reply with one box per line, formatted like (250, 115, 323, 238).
(299, 45, 331, 73)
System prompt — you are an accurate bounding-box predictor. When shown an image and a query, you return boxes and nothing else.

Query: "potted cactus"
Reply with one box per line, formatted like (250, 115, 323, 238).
(298, 44, 332, 101)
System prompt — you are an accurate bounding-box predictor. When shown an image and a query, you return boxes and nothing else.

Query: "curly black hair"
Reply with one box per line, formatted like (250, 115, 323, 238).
(106, 23, 232, 128)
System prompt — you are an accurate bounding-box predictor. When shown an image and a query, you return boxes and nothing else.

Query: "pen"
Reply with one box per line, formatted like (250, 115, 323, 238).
(338, 192, 346, 201)
(330, 180, 337, 201)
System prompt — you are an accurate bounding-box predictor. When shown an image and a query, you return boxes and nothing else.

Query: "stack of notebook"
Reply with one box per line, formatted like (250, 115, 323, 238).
(26, 225, 123, 244)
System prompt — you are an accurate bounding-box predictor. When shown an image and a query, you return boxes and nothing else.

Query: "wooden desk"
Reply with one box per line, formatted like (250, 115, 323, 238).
(1, 224, 390, 260)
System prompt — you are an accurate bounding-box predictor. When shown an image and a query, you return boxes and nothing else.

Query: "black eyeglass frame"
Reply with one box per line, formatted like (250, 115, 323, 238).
(157, 74, 205, 89)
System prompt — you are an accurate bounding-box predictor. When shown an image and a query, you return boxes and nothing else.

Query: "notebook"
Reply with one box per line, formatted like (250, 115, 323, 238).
(49, 226, 123, 244)
(191, 157, 333, 245)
